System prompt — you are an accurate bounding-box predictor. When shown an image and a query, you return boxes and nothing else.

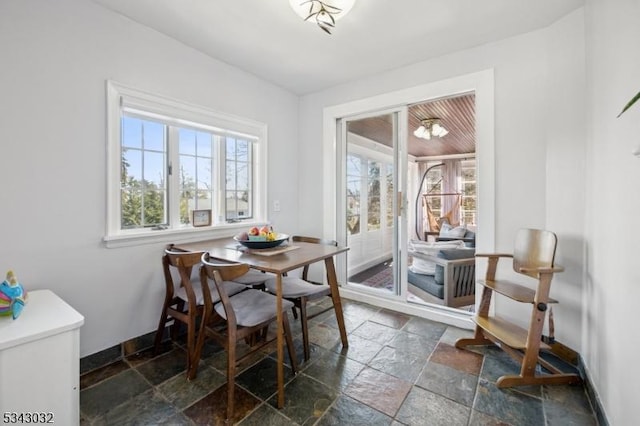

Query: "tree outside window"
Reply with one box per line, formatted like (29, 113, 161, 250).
(367, 160, 381, 231)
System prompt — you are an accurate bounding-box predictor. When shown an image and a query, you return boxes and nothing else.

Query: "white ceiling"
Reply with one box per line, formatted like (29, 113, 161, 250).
(92, 0, 584, 95)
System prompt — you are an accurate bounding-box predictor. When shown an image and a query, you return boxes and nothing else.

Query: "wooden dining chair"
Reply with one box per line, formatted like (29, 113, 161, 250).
(214, 263, 273, 289)
(196, 253, 299, 422)
(264, 235, 339, 361)
(153, 245, 247, 380)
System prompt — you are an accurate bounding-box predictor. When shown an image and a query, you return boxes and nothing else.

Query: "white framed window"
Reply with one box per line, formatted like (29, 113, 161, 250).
(105, 81, 267, 247)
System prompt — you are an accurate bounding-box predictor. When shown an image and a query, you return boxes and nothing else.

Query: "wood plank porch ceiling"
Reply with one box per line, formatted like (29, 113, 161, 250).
(346, 93, 476, 158)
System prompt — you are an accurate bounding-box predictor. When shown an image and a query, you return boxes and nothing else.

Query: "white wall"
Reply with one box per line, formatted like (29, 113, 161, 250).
(544, 8, 588, 364)
(584, 1, 640, 425)
(0, 0, 299, 356)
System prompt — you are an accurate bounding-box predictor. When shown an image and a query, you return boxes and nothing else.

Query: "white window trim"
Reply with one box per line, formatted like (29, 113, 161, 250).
(104, 80, 268, 248)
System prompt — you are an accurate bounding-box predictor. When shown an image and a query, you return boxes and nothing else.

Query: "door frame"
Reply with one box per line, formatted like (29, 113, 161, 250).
(322, 69, 495, 328)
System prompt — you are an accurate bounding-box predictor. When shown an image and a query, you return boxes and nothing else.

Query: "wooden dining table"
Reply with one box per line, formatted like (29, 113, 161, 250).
(173, 237, 349, 408)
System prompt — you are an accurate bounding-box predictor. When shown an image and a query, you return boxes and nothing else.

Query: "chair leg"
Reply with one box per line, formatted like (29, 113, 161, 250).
(190, 311, 209, 381)
(291, 306, 298, 320)
(186, 316, 197, 380)
(282, 314, 299, 374)
(153, 309, 169, 356)
(299, 300, 310, 362)
(226, 338, 237, 422)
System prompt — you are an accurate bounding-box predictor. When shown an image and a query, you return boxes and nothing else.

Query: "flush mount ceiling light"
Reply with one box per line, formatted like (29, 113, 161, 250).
(289, 0, 356, 34)
(413, 118, 449, 140)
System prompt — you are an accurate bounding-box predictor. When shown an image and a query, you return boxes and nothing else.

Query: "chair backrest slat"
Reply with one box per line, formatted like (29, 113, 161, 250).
(199, 253, 245, 327)
(163, 246, 205, 307)
(513, 228, 557, 278)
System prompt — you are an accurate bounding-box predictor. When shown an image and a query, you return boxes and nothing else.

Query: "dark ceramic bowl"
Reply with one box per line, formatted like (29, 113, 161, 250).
(234, 234, 289, 249)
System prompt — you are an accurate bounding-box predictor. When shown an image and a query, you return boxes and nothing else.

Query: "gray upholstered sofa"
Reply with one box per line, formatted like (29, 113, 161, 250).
(408, 248, 476, 308)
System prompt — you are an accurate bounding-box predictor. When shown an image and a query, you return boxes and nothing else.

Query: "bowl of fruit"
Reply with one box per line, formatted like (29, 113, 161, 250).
(234, 226, 289, 249)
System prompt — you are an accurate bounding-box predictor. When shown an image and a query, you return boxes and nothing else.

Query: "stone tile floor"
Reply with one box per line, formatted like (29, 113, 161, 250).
(80, 299, 598, 425)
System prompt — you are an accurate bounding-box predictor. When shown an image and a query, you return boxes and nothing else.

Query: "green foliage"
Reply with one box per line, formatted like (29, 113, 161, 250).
(120, 151, 166, 229)
(368, 161, 381, 229)
(179, 167, 196, 225)
(618, 91, 640, 118)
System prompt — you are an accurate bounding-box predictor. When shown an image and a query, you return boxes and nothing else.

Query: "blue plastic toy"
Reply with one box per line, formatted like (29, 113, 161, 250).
(0, 270, 27, 319)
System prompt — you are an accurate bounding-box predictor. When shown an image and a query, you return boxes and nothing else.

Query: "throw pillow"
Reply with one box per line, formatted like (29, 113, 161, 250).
(409, 239, 465, 256)
(409, 257, 436, 275)
(439, 224, 467, 238)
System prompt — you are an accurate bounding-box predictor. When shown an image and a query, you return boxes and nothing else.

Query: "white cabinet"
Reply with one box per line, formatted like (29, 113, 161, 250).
(0, 290, 84, 425)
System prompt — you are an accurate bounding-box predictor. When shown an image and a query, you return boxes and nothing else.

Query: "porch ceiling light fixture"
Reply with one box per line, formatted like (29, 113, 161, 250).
(413, 118, 449, 140)
(289, 0, 356, 34)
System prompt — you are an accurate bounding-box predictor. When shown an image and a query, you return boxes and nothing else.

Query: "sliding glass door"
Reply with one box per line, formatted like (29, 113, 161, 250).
(338, 108, 408, 300)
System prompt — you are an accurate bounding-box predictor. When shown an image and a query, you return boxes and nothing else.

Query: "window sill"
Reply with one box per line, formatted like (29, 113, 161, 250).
(103, 221, 264, 249)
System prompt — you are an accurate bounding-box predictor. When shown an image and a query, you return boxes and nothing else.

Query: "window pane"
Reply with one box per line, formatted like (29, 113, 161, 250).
(425, 164, 443, 218)
(143, 190, 166, 226)
(226, 138, 236, 160)
(179, 129, 196, 155)
(386, 163, 394, 227)
(180, 155, 196, 186)
(368, 196, 380, 231)
(122, 116, 142, 149)
(236, 140, 249, 162)
(461, 161, 476, 226)
(239, 191, 250, 217)
(226, 191, 251, 220)
(121, 188, 142, 228)
(347, 154, 361, 175)
(195, 190, 212, 210)
(143, 121, 165, 151)
(120, 115, 167, 230)
(143, 151, 165, 187)
(368, 161, 380, 231)
(226, 162, 237, 190)
(236, 163, 249, 190)
(226, 191, 246, 219)
(196, 131, 212, 157)
(179, 189, 192, 225)
(122, 149, 142, 184)
(196, 157, 212, 190)
(179, 129, 217, 226)
(347, 180, 360, 195)
(223, 138, 253, 220)
(346, 154, 361, 236)
(180, 129, 216, 224)
(347, 212, 360, 235)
